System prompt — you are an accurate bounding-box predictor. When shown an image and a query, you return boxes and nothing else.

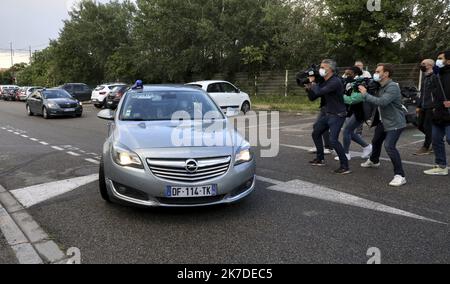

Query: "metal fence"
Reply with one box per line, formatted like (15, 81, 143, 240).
(191, 63, 420, 96)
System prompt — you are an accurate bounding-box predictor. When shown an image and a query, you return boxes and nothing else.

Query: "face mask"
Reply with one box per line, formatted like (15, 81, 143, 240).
(319, 68, 327, 77)
(436, 59, 445, 68)
(373, 73, 381, 82)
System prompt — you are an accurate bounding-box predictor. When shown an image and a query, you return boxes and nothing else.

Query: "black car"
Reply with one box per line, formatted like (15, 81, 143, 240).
(57, 83, 92, 102)
(401, 86, 420, 126)
(106, 85, 129, 110)
(26, 89, 83, 119)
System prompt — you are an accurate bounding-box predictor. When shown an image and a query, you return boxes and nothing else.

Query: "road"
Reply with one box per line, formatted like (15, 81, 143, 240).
(0, 100, 449, 264)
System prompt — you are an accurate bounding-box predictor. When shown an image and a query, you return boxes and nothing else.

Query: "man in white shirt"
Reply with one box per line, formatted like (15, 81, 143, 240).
(355, 61, 372, 79)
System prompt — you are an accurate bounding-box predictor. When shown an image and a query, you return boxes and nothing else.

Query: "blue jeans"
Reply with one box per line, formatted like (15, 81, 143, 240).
(432, 124, 450, 167)
(343, 115, 369, 154)
(370, 124, 405, 177)
(312, 114, 349, 169)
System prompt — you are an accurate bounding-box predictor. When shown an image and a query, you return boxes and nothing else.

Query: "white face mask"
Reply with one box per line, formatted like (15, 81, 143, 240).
(319, 68, 328, 77)
(373, 73, 381, 82)
(436, 59, 445, 68)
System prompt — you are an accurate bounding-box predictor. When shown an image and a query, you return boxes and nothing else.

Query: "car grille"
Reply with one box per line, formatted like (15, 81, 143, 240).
(147, 156, 231, 183)
(58, 102, 78, 108)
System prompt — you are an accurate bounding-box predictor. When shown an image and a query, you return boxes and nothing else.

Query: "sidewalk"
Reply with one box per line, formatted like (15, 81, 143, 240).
(0, 233, 18, 264)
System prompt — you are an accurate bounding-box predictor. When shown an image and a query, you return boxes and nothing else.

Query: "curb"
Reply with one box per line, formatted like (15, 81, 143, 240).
(0, 185, 68, 264)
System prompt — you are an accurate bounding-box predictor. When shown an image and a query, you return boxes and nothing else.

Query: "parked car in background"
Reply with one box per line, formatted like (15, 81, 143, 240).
(91, 83, 127, 108)
(56, 83, 92, 102)
(26, 88, 83, 119)
(106, 85, 129, 110)
(1, 85, 19, 101)
(18, 86, 44, 101)
(186, 81, 251, 114)
(1, 85, 19, 100)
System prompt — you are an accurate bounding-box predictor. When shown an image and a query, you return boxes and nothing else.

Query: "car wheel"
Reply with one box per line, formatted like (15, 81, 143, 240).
(42, 107, 50, 119)
(99, 158, 111, 203)
(241, 101, 251, 115)
(26, 105, 34, 116)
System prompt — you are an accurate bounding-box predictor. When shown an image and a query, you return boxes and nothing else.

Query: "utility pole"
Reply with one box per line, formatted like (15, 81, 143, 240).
(10, 42, 14, 67)
(29, 46, 32, 64)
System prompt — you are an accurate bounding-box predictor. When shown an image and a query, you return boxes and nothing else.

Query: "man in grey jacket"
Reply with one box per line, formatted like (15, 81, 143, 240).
(358, 63, 407, 187)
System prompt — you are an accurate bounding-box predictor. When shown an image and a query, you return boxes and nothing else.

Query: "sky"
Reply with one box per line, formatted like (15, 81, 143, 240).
(0, 0, 113, 68)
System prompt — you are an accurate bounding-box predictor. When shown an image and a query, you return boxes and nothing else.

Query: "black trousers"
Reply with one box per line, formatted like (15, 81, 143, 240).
(417, 109, 433, 149)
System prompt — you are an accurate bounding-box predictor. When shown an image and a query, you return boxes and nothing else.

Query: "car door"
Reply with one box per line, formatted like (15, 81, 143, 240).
(34, 92, 44, 114)
(81, 84, 92, 101)
(206, 83, 227, 109)
(220, 82, 241, 109)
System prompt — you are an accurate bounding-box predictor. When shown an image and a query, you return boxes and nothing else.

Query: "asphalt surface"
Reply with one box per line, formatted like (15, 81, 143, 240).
(0, 100, 449, 264)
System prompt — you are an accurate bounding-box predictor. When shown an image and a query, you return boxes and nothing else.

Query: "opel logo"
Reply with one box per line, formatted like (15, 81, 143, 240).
(185, 159, 199, 173)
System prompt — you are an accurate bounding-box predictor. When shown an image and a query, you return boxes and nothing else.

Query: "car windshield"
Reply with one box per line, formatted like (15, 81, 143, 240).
(43, 90, 73, 99)
(120, 90, 224, 121)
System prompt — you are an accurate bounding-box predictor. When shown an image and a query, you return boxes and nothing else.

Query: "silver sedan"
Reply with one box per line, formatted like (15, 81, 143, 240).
(97, 84, 256, 207)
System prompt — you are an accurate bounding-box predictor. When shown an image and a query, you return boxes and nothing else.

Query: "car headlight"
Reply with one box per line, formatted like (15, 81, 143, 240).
(112, 143, 143, 169)
(78, 101, 83, 106)
(47, 102, 59, 109)
(235, 145, 253, 165)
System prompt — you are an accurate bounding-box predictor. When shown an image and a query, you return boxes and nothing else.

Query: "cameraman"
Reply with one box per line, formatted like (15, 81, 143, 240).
(359, 63, 407, 187)
(305, 59, 350, 175)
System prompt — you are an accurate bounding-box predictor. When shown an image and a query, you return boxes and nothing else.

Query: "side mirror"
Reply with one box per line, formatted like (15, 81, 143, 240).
(225, 107, 239, 117)
(97, 109, 115, 121)
(236, 89, 241, 93)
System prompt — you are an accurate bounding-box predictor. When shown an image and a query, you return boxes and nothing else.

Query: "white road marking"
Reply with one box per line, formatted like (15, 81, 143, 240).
(256, 176, 284, 185)
(8, 129, 13, 132)
(21, 135, 28, 138)
(10, 174, 99, 208)
(1, 127, 6, 130)
(39, 142, 49, 146)
(266, 178, 445, 225)
(13, 132, 20, 135)
(67, 151, 80, 157)
(281, 144, 449, 169)
(51, 146, 64, 151)
(85, 158, 100, 164)
(29, 138, 38, 142)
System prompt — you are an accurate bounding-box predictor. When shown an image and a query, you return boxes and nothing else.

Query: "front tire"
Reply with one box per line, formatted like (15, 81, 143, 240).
(241, 101, 251, 115)
(42, 107, 51, 119)
(99, 158, 111, 203)
(26, 105, 34, 116)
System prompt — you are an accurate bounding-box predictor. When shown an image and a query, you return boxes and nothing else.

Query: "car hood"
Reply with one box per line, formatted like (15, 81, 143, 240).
(113, 120, 246, 157)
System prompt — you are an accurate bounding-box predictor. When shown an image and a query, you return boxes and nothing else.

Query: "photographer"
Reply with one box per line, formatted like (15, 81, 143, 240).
(358, 63, 407, 187)
(337, 67, 373, 162)
(424, 50, 450, 176)
(305, 59, 351, 175)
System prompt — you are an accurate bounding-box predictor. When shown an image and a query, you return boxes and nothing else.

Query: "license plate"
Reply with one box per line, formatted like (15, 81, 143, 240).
(166, 185, 217, 198)
(64, 108, 75, 112)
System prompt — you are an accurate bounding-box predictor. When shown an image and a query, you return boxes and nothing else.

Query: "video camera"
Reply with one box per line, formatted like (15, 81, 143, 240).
(351, 77, 380, 95)
(296, 64, 324, 86)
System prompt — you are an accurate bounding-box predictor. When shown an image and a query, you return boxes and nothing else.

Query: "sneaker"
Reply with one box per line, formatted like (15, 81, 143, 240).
(424, 166, 449, 176)
(389, 175, 407, 187)
(361, 159, 381, 168)
(334, 167, 352, 175)
(308, 147, 317, 154)
(324, 148, 334, 155)
(335, 153, 352, 161)
(361, 144, 373, 159)
(414, 147, 432, 156)
(309, 159, 325, 166)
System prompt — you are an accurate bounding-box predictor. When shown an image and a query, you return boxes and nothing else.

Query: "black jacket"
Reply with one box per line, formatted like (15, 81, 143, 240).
(307, 75, 346, 115)
(418, 73, 438, 110)
(432, 65, 450, 126)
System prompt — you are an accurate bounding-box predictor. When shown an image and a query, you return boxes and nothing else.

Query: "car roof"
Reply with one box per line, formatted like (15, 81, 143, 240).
(128, 84, 205, 93)
(188, 80, 228, 86)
